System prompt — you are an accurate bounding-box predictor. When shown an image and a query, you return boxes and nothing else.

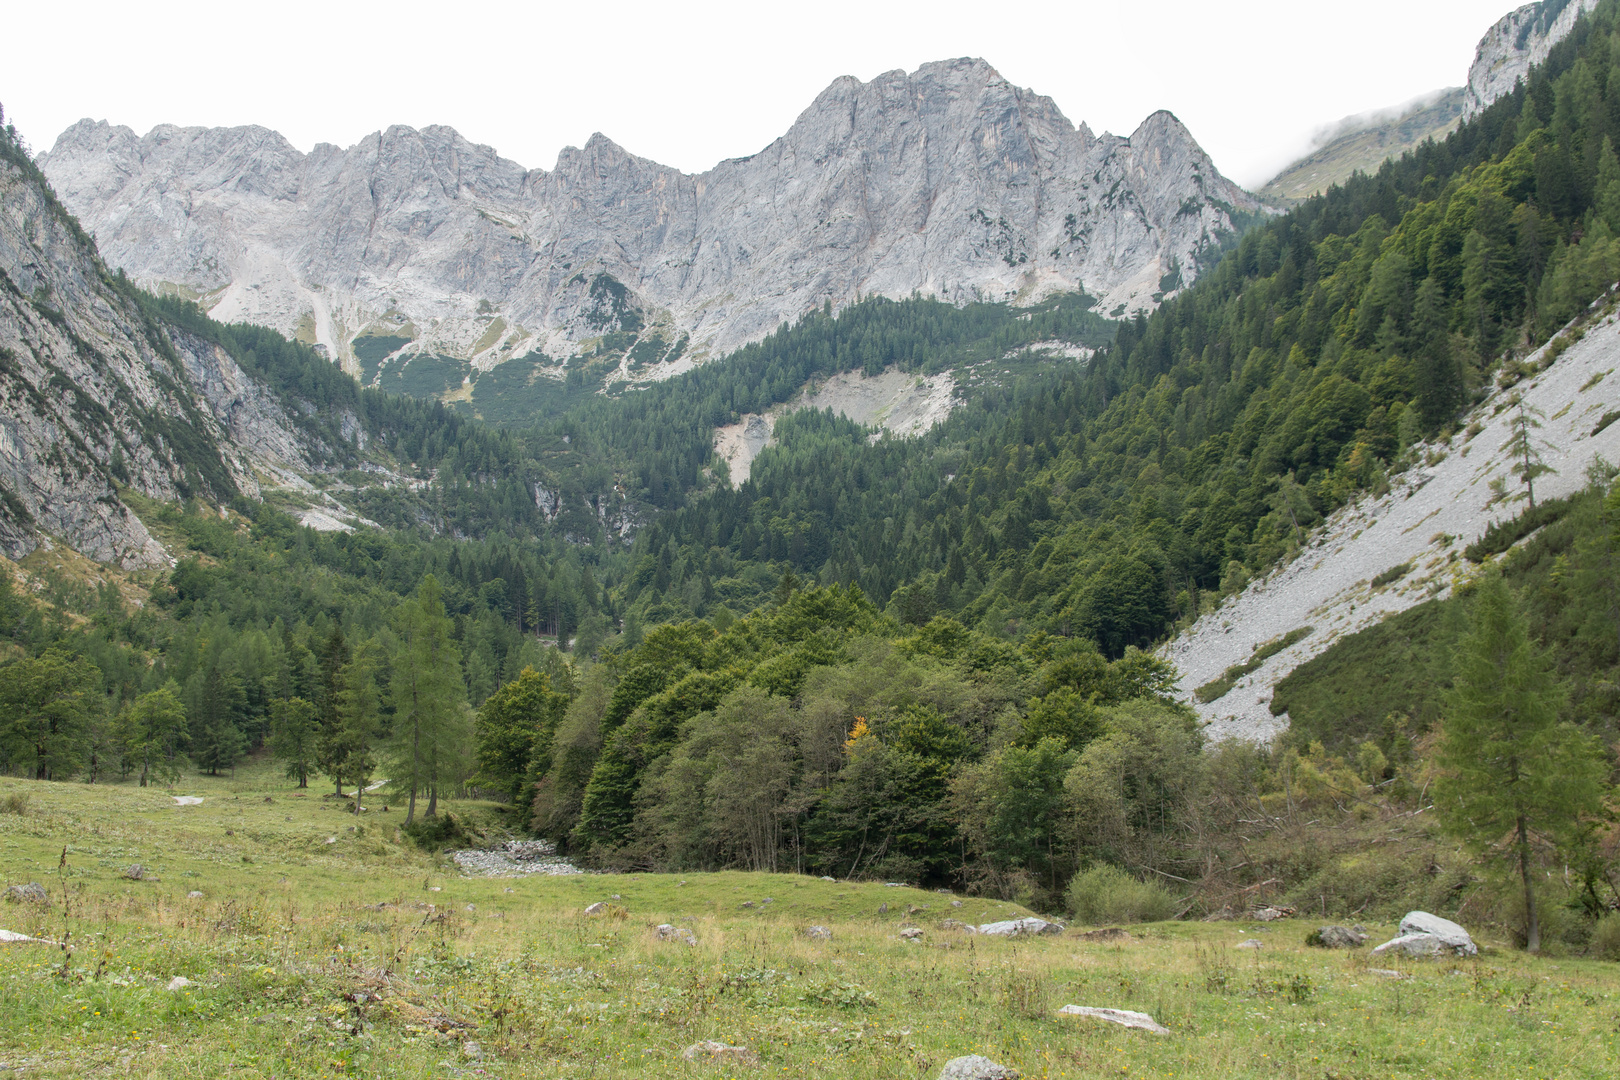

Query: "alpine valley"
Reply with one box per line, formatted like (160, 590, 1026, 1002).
(3, 3, 1620, 1078)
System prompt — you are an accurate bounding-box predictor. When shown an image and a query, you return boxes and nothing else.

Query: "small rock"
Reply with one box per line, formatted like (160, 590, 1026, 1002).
(951, 900, 963, 907)
(323, 837, 336, 845)
(976, 918, 1063, 937)
(171, 796, 204, 806)
(0, 929, 55, 945)
(1076, 927, 1131, 943)
(805, 926, 833, 940)
(503, 887, 514, 894)
(761, 897, 773, 904)
(1371, 933, 1456, 958)
(1368, 968, 1409, 979)
(906, 904, 927, 915)
(741, 900, 755, 908)
(187, 891, 204, 900)
(1250, 905, 1294, 921)
(3, 883, 46, 904)
(1056, 1005, 1169, 1034)
(877, 902, 888, 914)
(656, 924, 697, 946)
(1236, 939, 1263, 950)
(1306, 925, 1366, 949)
(464, 904, 475, 913)
(611, 894, 621, 900)
(938, 1054, 1019, 1079)
(123, 865, 147, 881)
(584, 902, 607, 915)
(939, 919, 973, 932)
(819, 876, 835, 881)
(885, 882, 903, 887)
(167, 977, 192, 991)
(682, 1040, 758, 1066)
(900, 927, 924, 940)
(461, 1041, 482, 1060)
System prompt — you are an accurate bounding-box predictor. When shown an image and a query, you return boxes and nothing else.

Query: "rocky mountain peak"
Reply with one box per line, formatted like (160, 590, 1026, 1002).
(40, 60, 1258, 397)
(1464, 0, 1599, 119)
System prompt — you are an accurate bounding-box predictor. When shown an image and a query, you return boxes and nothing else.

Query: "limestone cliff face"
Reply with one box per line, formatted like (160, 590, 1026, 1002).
(1463, 0, 1599, 119)
(0, 147, 312, 567)
(39, 59, 1257, 382)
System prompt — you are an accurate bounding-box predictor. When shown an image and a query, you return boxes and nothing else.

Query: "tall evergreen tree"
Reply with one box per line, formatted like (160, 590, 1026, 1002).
(1436, 575, 1606, 952)
(115, 683, 189, 787)
(269, 696, 320, 788)
(387, 576, 470, 823)
(0, 649, 100, 780)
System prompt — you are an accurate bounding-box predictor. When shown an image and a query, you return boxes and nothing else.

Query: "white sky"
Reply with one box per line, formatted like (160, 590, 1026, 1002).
(5, 0, 1520, 188)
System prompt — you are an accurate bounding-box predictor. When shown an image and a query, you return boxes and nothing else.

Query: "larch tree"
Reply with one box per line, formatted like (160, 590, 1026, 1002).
(117, 683, 189, 787)
(387, 577, 470, 824)
(1435, 575, 1607, 953)
(0, 649, 101, 780)
(269, 696, 319, 788)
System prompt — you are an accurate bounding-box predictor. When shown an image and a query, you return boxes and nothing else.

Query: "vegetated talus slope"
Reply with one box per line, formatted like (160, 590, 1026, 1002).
(1165, 299, 1620, 742)
(1260, 90, 1464, 205)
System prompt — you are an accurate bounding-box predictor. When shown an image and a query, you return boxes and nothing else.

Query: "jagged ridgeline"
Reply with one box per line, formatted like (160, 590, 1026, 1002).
(625, 0, 1620, 652)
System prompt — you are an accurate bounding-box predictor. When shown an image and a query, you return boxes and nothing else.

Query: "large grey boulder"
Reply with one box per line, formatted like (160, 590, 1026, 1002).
(939, 1055, 1019, 1080)
(1307, 925, 1366, 949)
(1372, 911, 1477, 958)
(976, 918, 1063, 937)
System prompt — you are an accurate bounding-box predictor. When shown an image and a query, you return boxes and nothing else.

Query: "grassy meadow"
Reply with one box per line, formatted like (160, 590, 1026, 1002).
(0, 757, 1616, 1078)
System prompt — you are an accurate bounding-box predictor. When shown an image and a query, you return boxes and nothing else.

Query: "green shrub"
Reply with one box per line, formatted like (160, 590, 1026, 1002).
(1371, 562, 1412, 588)
(0, 792, 27, 815)
(1066, 864, 1176, 924)
(1463, 496, 1575, 563)
(1592, 913, 1620, 961)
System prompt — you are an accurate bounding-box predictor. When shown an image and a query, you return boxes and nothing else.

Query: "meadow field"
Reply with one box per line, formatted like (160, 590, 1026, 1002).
(0, 759, 1616, 1079)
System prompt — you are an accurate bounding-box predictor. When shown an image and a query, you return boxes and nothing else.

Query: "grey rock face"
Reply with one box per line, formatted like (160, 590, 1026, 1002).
(40, 59, 1257, 381)
(1464, 1, 1599, 120)
(0, 153, 315, 567)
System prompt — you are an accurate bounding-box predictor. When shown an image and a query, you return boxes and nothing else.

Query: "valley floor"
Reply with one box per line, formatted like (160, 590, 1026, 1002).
(0, 763, 1616, 1078)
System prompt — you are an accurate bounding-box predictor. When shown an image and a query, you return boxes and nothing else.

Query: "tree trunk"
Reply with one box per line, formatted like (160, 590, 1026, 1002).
(1518, 813, 1541, 953)
(426, 781, 438, 819)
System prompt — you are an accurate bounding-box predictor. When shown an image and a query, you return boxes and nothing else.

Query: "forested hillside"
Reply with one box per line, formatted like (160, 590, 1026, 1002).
(622, 1, 1620, 653)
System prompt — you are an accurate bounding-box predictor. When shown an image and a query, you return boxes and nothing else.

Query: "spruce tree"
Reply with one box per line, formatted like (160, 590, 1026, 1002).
(1436, 575, 1606, 952)
(269, 697, 319, 788)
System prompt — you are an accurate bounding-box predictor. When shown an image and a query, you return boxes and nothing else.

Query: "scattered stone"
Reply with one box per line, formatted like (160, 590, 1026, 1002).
(171, 796, 204, 806)
(939, 919, 973, 932)
(682, 1041, 758, 1066)
(1076, 927, 1131, 943)
(464, 904, 475, 913)
(819, 876, 836, 881)
(741, 900, 755, 908)
(761, 897, 773, 904)
(263, 796, 273, 803)
(461, 1041, 483, 1060)
(885, 882, 904, 887)
(906, 904, 927, 915)
(0, 929, 56, 945)
(900, 927, 925, 940)
(656, 924, 697, 946)
(976, 918, 1063, 937)
(1368, 968, 1409, 979)
(451, 838, 585, 877)
(123, 865, 149, 881)
(1250, 905, 1295, 921)
(584, 902, 607, 915)
(951, 900, 963, 907)
(3, 883, 46, 904)
(1057, 1005, 1169, 1034)
(805, 926, 833, 940)
(1236, 939, 1263, 950)
(167, 977, 192, 991)
(1307, 925, 1367, 949)
(878, 903, 888, 914)
(187, 891, 204, 900)
(938, 1054, 1019, 1079)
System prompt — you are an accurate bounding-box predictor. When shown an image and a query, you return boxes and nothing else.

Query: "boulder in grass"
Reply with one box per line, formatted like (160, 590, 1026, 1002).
(3, 883, 46, 904)
(167, 976, 193, 991)
(0, 929, 56, 945)
(938, 1055, 1020, 1079)
(682, 1041, 758, 1067)
(1056, 1005, 1169, 1034)
(976, 917, 1063, 937)
(805, 926, 833, 941)
(655, 924, 697, 946)
(1372, 911, 1477, 958)
(583, 902, 607, 915)
(1306, 925, 1366, 949)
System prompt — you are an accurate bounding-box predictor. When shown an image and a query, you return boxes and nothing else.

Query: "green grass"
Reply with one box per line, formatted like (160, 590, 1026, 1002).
(2, 758, 1618, 1078)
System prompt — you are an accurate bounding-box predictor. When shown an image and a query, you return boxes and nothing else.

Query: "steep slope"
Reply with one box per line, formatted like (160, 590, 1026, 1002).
(38, 59, 1257, 392)
(1164, 300, 1620, 742)
(0, 132, 318, 567)
(1464, 0, 1600, 118)
(1260, 89, 1465, 204)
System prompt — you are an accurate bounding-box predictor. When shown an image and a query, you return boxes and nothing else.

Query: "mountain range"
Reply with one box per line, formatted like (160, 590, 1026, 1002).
(37, 59, 1257, 393)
